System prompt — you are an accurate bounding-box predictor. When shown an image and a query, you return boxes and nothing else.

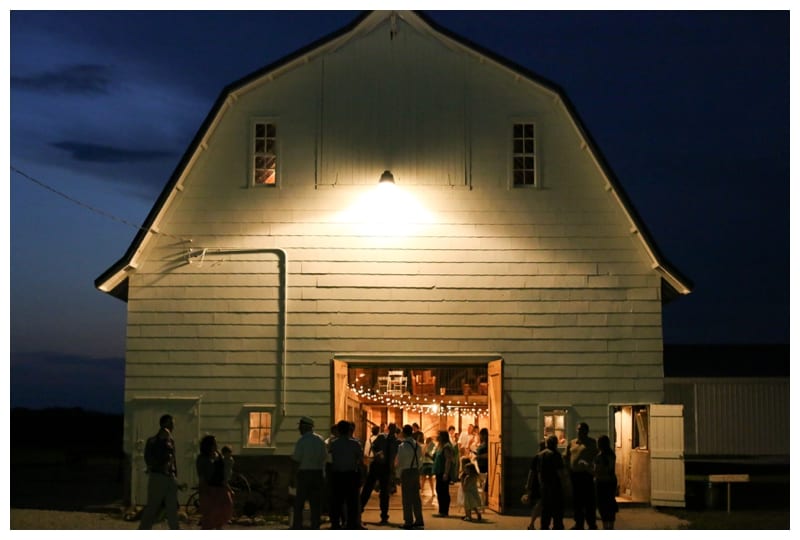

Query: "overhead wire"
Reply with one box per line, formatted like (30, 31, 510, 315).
(10, 165, 191, 243)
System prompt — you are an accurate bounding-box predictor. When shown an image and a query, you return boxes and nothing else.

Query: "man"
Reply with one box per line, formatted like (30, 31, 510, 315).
(565, 422, 599, 529)
(364, 425, 380, 460)
(139, 414, 180, 530)
(537, 435, 566, 530)
(396, 424, 424, 529)
(328, 420, 367, 530)
(448, 425, 458, 447)
(458, 424, 474, 457)
(291, 416, 328, 529)
(360, 423, 397, 524)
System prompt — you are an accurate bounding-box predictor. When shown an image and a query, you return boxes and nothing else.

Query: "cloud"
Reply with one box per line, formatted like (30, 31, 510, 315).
(11, 63, 114, 95)
(51, 141, 174, 163)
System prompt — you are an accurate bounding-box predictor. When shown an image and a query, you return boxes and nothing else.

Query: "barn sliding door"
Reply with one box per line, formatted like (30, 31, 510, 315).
(487, 358, 503, 512)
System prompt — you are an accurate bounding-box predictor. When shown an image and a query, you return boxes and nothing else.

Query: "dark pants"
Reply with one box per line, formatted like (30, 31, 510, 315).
(540, 484, 565, 530)
(330, 470, 362, 529)
(294, 469, 324, 529)
(570, 472, 597, 529)
(400, 468, 424, 526)
(435, 473, 451, 516)
(360, 461, 390, 520)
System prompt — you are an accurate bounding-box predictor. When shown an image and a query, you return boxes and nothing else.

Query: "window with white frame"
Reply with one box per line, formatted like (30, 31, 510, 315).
(512, 122, 536, 187)
(542, 408, 568, 447)
(242, 405, 275, 448)
(252, 121, 277, 186)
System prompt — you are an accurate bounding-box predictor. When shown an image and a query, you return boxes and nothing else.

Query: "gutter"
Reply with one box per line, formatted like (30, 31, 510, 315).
(186, 247, 288, 417)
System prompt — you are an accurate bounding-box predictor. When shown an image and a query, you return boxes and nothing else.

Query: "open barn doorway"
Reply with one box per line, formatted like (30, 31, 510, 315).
(331, 356, 504, 512)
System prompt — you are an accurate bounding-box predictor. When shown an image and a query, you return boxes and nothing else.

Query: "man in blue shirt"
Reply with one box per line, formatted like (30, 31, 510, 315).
(291, 416, 327, 529)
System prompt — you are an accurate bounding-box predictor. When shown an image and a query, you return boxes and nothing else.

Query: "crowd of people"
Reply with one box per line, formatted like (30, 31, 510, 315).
(292, 417, 489, 530)
(135, 413, 618, 531)
(522, 422, 619, 530)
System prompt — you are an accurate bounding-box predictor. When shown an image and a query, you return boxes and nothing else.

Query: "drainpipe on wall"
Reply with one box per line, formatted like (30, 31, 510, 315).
(187, 247, 288, 417)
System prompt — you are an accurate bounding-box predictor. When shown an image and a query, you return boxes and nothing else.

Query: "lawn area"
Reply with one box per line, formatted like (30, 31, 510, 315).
(660, 508, 790, 530)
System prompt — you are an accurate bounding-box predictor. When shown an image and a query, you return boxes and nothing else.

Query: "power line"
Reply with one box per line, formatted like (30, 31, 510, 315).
(10, 165, 191, 243)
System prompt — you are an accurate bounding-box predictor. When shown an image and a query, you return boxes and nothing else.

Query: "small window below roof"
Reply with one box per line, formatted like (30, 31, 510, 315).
(252, 121, 278, 187)
(512, 122, 536, 188)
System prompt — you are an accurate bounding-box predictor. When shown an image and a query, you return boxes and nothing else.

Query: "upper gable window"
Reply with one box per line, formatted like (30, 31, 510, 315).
(252, 121, 277, 187)
(512, 123, 536, 187)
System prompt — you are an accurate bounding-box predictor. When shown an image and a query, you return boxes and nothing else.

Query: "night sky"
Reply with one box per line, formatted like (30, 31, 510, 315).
(8, 10, 789, 413)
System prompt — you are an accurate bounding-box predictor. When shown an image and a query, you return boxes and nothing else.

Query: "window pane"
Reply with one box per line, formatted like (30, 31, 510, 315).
(255, 124, 265, 137)
(525, 157, 534, 169)
(513, 124, 523, 138)
(266, 124, 276, 137)
(524, 124, 534, 137)
(524, 140, 534, 153)
(255, 140, 266, 153)
(266, 139, 275, 153)
(513, 171, 524, 185)
(524, 171, 534, 184)
(513, 157, 524, 169)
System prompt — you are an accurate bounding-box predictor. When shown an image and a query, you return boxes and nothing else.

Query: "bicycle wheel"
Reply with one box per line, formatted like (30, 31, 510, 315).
(184, 489, 201, 519)
(229, 473, 251, 516)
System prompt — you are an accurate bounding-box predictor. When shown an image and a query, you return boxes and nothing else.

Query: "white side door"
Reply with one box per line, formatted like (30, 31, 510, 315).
(649, 404, 685, 507)
(130, 398, 200, 506)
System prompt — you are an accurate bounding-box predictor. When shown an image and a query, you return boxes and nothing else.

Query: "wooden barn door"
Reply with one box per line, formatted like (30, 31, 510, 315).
(487, 358, 504, 512)
(332, 359, 348, 425)
(650, 404, 685, 507)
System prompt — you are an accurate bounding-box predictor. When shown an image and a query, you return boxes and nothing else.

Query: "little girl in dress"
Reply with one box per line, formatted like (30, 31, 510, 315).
(460, 461, 483, 522)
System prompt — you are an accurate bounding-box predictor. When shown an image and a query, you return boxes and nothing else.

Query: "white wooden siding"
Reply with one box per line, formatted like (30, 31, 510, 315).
(320, 19, 467, 187)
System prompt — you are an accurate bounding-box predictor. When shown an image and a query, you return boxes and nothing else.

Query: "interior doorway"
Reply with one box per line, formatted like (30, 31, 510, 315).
(331, 356, 504, 511)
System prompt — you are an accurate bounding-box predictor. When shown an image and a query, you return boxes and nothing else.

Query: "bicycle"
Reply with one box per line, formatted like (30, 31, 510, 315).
(184, 472, 251, 520)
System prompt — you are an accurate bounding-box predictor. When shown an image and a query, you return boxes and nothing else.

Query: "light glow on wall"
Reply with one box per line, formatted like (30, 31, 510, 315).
(335, 181, 436, 238)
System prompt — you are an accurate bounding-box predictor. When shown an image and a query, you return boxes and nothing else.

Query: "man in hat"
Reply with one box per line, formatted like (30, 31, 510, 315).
(291, 416, 327, 529)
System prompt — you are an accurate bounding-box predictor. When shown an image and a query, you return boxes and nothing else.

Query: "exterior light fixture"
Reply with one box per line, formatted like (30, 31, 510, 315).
(379, 170, 395, 184)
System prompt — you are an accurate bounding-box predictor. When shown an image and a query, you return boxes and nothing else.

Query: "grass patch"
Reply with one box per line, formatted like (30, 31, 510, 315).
(660, 508, 789, 530)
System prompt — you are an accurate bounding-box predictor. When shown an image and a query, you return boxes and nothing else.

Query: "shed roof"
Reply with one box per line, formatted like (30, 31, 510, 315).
(95, 10, 693, 301)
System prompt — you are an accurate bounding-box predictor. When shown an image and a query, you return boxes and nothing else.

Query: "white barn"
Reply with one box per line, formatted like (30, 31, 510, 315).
(95, 11, 693, 513)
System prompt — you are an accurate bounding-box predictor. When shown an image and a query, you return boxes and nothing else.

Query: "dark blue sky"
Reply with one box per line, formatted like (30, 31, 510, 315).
(8, 10, 790, 413)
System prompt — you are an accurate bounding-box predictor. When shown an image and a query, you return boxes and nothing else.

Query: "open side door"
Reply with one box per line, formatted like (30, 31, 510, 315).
(487, 358, 503, 512)
(649, 404, 685, 507)
(332, 359, 348, 424)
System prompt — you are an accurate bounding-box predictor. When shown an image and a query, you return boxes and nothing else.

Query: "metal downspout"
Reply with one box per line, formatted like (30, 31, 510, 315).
(187, 247, 288, 416)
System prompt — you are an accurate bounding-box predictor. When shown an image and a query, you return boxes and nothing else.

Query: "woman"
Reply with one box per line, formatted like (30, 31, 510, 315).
(431, 430, 454, 517)
(593, 434, 619, 530)
(472, 427, 489, 505)
(195, 434, 233, 529)
(419, 435, 436, 502)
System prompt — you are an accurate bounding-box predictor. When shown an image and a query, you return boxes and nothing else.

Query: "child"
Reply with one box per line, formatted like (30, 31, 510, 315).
(220, 445, 235, 485)
(460, 460, 482, 522)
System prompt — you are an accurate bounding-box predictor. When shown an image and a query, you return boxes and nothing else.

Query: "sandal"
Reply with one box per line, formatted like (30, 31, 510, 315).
(462, 516, 472, 522)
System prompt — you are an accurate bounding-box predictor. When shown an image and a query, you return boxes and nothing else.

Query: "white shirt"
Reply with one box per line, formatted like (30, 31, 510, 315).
(396, 437, 422, 472)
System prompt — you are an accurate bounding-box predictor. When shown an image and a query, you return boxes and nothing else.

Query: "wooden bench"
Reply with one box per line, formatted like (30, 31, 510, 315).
(708, 474, 750, 513)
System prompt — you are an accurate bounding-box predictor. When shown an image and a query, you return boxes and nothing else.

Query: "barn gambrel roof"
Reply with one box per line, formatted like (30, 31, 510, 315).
(95, 10, 693, 301)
